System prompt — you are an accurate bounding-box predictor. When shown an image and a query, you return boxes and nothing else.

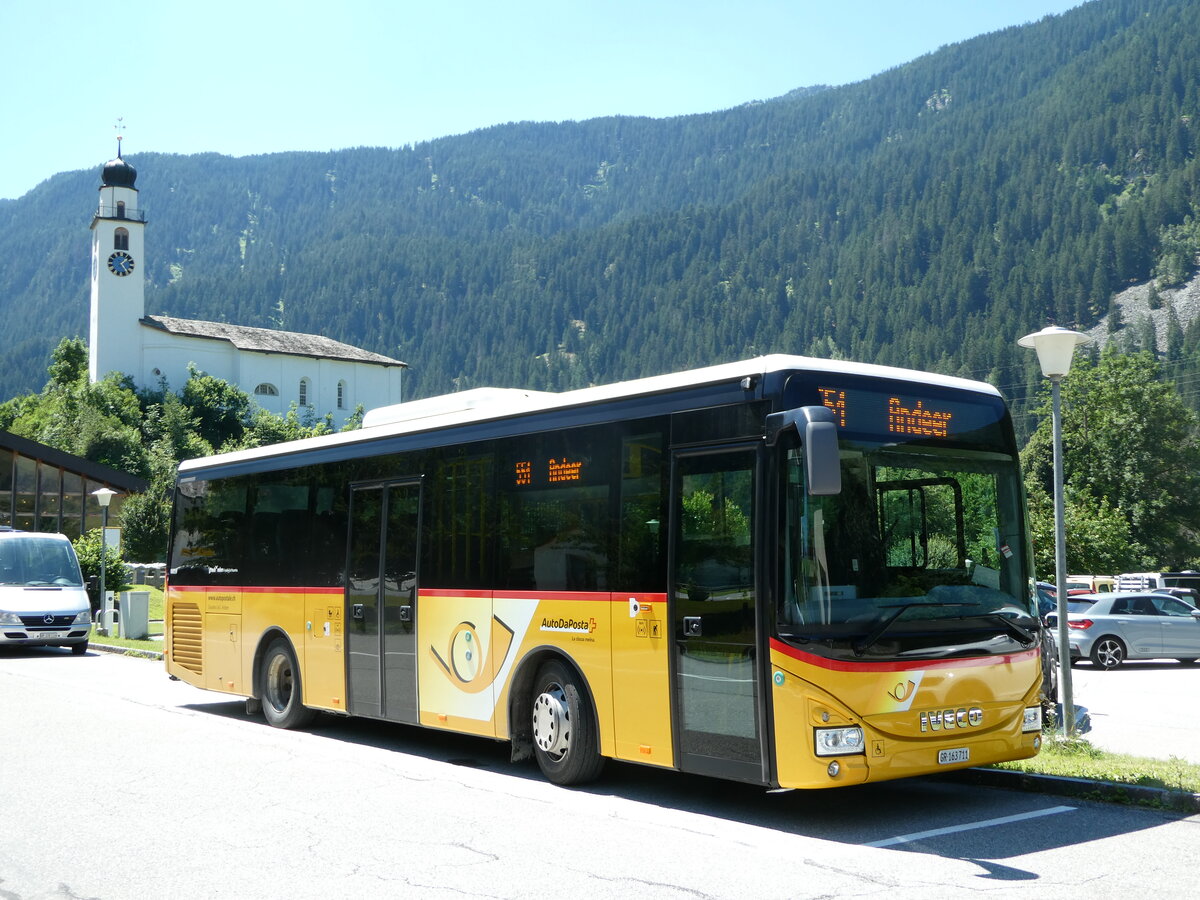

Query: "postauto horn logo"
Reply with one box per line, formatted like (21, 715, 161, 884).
(430, 618, 515, 693)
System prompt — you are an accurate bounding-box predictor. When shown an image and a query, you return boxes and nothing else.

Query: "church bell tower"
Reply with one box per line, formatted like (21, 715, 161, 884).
(89, 135, 146, 383)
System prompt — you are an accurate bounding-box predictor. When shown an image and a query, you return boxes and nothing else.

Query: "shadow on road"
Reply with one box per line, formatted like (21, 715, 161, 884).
(180, 695, 1179, 868)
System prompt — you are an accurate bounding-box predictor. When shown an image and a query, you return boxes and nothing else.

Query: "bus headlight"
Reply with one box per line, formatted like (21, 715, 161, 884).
(814, 726, 864, 756)
(0, 610, 21, 626)
(72, 609, 92, 625)
(1022, 706, 1041, 733)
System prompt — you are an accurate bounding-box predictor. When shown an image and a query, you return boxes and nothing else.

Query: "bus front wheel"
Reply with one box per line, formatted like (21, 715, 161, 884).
(260, 639, 316, 729)
(530, 660, 604, 786)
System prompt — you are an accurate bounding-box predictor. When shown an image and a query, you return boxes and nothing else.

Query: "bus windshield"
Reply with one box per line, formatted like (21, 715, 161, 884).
(778, 438, 1036, 659)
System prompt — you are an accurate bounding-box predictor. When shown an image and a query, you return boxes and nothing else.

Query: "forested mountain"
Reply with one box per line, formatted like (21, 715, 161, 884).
(4, 0, 1200, 430)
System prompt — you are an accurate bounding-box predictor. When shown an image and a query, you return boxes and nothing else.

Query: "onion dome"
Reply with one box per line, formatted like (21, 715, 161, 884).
(101, 155, 137, 188)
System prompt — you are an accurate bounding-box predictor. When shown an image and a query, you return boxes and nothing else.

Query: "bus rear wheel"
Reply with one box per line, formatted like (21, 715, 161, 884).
(530, 660, 604, 786)
(260, 639, 315, 729)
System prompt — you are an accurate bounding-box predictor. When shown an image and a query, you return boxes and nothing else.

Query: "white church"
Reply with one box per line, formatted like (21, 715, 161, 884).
(88, 150, 405, 426)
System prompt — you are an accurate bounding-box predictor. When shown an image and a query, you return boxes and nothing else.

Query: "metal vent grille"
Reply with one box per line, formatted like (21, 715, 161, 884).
(170, 602, 203, 675)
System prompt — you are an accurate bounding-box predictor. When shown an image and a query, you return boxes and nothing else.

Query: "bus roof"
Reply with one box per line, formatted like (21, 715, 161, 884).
(178, 354, 1002, 476)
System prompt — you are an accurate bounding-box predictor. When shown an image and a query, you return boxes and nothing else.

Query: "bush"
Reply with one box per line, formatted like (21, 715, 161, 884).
(72, 528, 129, 612)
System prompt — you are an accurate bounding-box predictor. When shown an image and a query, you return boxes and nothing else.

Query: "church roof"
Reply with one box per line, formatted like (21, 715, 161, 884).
(140, 316, 407, 367)
(101, 155, 137, 189)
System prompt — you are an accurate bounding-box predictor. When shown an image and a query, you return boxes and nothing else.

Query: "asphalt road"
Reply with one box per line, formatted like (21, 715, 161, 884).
(1063, 659, 1200, 763)
(2, 646, 1199, 899)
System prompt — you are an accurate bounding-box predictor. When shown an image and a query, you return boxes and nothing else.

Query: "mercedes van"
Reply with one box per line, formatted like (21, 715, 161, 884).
(0, 529, 91, 654)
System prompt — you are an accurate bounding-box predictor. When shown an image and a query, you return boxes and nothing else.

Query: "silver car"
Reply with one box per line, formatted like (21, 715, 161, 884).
(0, 529, 92, 654)
(1047, 591, 1200, 669)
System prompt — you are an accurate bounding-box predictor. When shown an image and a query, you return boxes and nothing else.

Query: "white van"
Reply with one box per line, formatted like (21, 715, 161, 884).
(0, 529, 91, 654)
(1116, 571, 1200, 594)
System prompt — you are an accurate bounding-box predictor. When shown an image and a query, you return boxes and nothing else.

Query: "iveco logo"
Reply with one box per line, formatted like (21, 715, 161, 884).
(43, 614, 55, 625)
(919, 707, 984, 732)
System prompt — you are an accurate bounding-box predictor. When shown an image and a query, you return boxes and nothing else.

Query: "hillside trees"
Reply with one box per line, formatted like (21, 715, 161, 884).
(7, 1, 1200, 407)
(1021, 348, 1200, 573)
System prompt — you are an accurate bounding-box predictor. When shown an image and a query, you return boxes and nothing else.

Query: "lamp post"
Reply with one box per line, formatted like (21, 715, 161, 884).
(1018, 325, 1090, 737)
(91, 487, 118, 630)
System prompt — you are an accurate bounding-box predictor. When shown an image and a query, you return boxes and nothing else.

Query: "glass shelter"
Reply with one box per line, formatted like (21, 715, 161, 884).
(0, 431, 147, 538)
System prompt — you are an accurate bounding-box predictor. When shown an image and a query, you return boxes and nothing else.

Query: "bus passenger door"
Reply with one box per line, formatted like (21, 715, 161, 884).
(670, 448, 765, 783)
(347, 480, 422, 724)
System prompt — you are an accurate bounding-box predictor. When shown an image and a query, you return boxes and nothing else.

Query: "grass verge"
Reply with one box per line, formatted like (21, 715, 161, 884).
(991, 734, 1200, 797)
(90, 585, 165, 655)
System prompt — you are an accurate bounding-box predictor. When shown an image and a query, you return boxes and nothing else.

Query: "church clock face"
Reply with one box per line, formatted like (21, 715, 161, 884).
(107, 250, 135, 276)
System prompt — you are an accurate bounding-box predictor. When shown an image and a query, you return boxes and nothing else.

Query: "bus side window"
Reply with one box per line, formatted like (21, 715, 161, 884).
(617, 431, 664, 591)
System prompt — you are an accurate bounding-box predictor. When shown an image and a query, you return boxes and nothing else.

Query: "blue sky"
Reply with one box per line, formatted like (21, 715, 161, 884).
(2, 0, 1084, 200)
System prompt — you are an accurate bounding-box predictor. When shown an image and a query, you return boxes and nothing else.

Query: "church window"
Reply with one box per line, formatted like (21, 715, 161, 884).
(254, 383, 279, 397)
(299, 378, 311, 407)
(337, 380, 346, 409)
(116, 201, 126, 219)
(114, 228, 129, 251)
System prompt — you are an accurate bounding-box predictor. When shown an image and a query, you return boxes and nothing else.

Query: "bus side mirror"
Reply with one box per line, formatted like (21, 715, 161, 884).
(766, 406, 842, 496)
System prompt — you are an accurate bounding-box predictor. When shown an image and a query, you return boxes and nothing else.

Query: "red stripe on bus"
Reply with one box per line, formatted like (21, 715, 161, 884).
(769, 638, 1038, 672)
(167, 585, 341, 595)
(169, 585, 666, 604)
(419, 589, 667, 603)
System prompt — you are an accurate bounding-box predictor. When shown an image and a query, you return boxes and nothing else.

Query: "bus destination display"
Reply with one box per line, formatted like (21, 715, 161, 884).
(819, 386, 954, 439)
(514, 456, 585, 487)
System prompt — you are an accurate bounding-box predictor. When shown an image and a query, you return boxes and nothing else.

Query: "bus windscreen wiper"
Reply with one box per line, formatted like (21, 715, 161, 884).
(852, 601, 974, 656)
(973, 612, 1036, 647)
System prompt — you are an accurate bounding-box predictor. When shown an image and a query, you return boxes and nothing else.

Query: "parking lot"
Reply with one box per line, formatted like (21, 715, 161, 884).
(1062, 660, 1200, 764)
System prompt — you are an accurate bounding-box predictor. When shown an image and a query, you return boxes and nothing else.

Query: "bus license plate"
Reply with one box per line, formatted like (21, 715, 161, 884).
(38, 631, 67, 640)
(938, 747, 970, 765)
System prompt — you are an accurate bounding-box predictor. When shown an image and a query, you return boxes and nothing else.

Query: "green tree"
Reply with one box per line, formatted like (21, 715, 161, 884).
(3, 351, 152, 480)
(72, 528, 128, 613)
(222, 403, 334, 452)
(1021, 348, 1200, 568)
(1147, 283, 1163, 311)
(2, 340, 359, 561)
(1025, 487, 1141, 578)
(47, 336, 88, 388)
(180, 365, 253, 449)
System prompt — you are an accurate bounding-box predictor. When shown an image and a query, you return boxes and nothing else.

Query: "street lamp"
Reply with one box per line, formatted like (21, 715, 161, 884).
(91, 487, 118, 632)
(1018, 325, 1091, 737)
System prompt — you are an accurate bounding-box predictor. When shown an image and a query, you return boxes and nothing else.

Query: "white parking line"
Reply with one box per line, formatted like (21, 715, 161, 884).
(865, 805, 1076, 848)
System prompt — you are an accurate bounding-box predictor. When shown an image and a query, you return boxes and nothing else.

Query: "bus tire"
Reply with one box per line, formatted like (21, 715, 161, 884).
(260, 638, 316, 729)
(530, 660, 604, 786)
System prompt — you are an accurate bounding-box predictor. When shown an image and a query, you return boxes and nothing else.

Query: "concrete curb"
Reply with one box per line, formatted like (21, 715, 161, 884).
(946, 765, 1200, 813)
(90, 641, 163, 661)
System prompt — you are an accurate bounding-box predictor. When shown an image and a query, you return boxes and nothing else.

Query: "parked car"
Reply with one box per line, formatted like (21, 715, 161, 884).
(1154, 586, 1199, 603)
(1067, 574, 1115, 594)
(0, 529, 91, 654)
(1046, 591, 1200, 669)
(1116, 571, 1200, 593)
(1036, 582, 1096, 617)
(1035, 582, 1057, 618)
(1065, 597, 1101, 614)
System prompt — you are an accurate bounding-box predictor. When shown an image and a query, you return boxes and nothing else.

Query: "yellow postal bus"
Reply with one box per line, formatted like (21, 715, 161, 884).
(165, 355, 1045, 788)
